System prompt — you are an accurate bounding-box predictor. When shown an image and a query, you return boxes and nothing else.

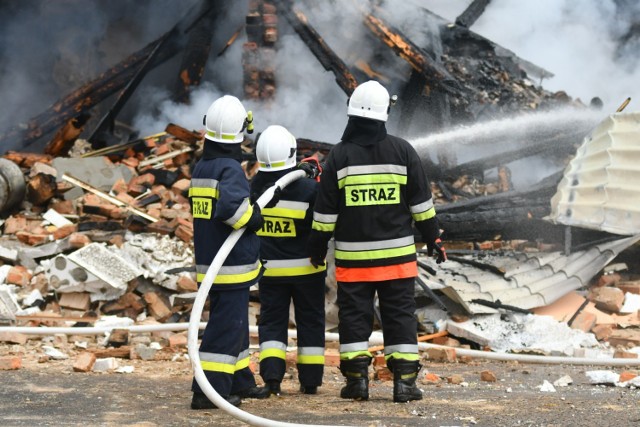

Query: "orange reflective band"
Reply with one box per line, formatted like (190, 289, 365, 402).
(335, 261, 418, 282)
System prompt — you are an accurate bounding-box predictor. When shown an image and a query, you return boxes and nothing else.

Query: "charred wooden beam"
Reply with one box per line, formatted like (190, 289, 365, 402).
(275, 0, 358, 96)
(0, 1, 209, 152)
(217, 25, 244, 57)
(164, 123, 202, 144)
(455, 0, 492, 29)
(173, 0, 218, 103)
(43, 113, 91, 157)
(88, 33, 173, 148)
(363, 12, 463, 98)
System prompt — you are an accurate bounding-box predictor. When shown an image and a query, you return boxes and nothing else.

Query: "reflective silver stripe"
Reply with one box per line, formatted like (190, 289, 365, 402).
(260, 340, 287, 351)
(196, 261, 261, 275)
(335, 235, 415, 251)
(225, 197, 251, 226)
(237, 349, 250, 360)
(410, 198, 434, 214)
(340, 342, 369, 353)
(337, 164, 407, 180)
(190, 178, 220, 189)
(199, 352, 237, 364)
(384, 344, 419, 355)
(263, 258, 315, 268)
(298, 346, 325, 356)
(313, 212, 338, 223)
(274, 200, 309, 211)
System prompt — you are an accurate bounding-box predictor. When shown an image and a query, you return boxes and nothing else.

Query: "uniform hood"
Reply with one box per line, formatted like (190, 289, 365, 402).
(340, 116, 387, 147)
(202, 140, 243, 161)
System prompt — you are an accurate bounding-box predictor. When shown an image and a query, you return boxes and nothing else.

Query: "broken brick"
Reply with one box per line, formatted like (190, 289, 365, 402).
(569, 311, 597, 333)
(73, 352, 97, 372)
(589, 286, 625, 313)
(3, 216, 27, 234)
(425, 347, 457, 362)
(0, 356, 22, 370)
(0, 331, 28, 345)
(7, 266, 32, 286)
(480, 370, 497, 382)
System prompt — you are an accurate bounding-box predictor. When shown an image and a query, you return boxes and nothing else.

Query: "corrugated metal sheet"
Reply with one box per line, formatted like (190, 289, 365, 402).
(548, 112, 640, 235)
(418, 235, 640, 314)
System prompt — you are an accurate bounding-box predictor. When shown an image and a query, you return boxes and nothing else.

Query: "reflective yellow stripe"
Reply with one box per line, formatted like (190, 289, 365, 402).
(297, 355, 325, 365)
(412, 207, 436, 221)
(259, 161, 287, 169)
(207, 130, 237, 141)
(261, 207, 306, 219)
(232, 203, 254, 230)
(335, 244, 416, 261)
(263, 264, 326, 276)
(338, 173, 407, 189)
(235, 356, 250, 371)
(196, 265, 261, 284)
(312, 220, 335, 232)
(340, 351, 372, 360)
(188, 187, 219, 198)
(259, 348, 286, 361)
(201, 360, 235, 374)
(385, 352, 420, 361)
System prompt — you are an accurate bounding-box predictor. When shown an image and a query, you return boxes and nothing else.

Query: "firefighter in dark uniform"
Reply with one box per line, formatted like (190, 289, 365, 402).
(307, 81, 447, 403)
(250, 125, 326, 396)
(189, 95, 271, 409)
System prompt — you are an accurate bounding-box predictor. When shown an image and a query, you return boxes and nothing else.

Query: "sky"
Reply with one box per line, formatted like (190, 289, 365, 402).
(1, 0, 639, 150)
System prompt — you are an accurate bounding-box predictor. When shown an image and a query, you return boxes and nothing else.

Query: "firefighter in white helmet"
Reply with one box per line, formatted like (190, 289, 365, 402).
(189, 95, 270, 409)
(308, 80, 446, 403)
(250, 125, 326, 396)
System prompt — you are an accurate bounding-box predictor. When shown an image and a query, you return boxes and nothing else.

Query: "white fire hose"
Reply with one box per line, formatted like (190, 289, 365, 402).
(187, 169, 353, 427)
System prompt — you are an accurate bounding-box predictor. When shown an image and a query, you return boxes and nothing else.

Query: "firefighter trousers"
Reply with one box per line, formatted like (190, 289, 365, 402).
(258, 276, 326, 387)
(192, 287, 256, 397)
(337, 277, 418, 362)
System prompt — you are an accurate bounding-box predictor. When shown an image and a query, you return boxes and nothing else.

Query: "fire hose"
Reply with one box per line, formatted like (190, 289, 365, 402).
(187, 168, 354, 427)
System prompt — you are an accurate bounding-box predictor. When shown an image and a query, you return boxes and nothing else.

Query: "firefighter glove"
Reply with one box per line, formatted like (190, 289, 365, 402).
(427, 238, 447, 264)
(246, 204, 264, 233)
(310, 255, 326, 269)
(297, 159, 321, 179)
(264, 185, 281, 209)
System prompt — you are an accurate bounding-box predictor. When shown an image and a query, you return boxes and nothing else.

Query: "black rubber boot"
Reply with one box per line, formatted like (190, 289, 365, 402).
(236, 385, 271, 399)
(299, 385, 317, 395)
(389, 359, 423, 403)
(266, 380, 282, 395)
(190, 392, 241, 409)
(339, 357, 371, 401)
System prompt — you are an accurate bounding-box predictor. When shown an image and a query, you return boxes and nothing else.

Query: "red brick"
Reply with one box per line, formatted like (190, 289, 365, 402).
(121, 157, 139, 168)
(171, 179, 190, 196)
(619, 371, 638, 382)
(375, 366, 392, 381)
(0, 356, 22, 370)
(110, 179, 129, 195)
(73, 352, 97, 372)
(169, 333, 187, 349)
(480, 370, 497, 382)
(425, 347, 457, 362)
(50, 200, 76, 215)
(613, 349, 638, 359)
(324, 350, 340, 367)
(59, 292, 91, 311)
(617, 281, 640, 295)
(591, 324, 614, 341)
(3, 216, 27, 234)
(174, 224, 193, 242)
(446, 374, 464, 384)
(597, 273, 621, 288)
(423, 372, 441, 383)
(0, 331, 28, 345)
(569, 311, 597, 332)
(16, 231, 49, 246)
(177, 275, 198, 293)
(589, 287, 625, 313)
(52, 224, 77, 240)
(432, 337, 461, 347)
(372, 353, 386, 367)
(7, 266, 32, 286)
(69, 232, 91, 248)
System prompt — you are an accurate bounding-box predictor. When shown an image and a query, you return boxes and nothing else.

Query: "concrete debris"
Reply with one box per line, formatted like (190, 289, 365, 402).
(444, 313, 603, 356)
(553, 375, 573, 387)
(586, 370, 620, 385)
(93, 357, 119, 372)
(537, 380, 556, 392)
(42, 345, 69, 360)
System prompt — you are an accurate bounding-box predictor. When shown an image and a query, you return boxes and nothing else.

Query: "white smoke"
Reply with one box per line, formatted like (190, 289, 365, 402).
(427, 0, 640, 112)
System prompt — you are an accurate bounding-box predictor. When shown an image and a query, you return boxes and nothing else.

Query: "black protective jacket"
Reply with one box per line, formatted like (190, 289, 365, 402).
(308, 117, 439, 268)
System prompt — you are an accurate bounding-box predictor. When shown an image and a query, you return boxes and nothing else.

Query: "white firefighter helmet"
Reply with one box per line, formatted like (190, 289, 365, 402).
(203, 95, 253, 143)
(256, 125, 297, 172)
(347, 80, 391, 122)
